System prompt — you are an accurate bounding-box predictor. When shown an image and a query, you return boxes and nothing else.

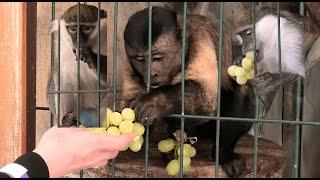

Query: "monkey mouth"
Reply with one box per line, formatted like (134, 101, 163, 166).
(150, 81, 165, 89)
(73, 48, 89, 62)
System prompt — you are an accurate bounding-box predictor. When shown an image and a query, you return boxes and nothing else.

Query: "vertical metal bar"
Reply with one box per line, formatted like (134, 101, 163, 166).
(277, 2, 282, 73)
(76, 3, 84, 178)
(144, 2, 152, 178)
(57, 3, 61, 128)
(294, 2, 304, 178)
(112, 2, 119, 178)
(97, 2, 101, 127)
(77, 3, 81, 128)
(179, 2, 187, 178)
(252, 2, 259, 177)
(215, 2, 224, 178)
(51, 2, 55, 127)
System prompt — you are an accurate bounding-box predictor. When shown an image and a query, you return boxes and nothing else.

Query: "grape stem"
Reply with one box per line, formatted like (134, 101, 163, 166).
(187, 137, 198, 145)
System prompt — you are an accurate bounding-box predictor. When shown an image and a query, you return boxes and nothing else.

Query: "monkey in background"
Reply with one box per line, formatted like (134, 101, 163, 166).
(121, 7, 254, 177)
(233, 6, 305, 118)
(47, 4, 108, 127)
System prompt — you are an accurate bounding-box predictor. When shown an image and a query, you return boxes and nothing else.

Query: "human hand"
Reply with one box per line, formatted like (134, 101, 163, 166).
(33, 126, 135, 178)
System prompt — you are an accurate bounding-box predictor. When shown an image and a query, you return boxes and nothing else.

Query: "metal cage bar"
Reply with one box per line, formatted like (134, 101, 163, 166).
(168, 114, 320, 126)
(252, 2, 259, 177)
(111, 2, 119, 177)
(50, 2, 55, 127)
(294, 2, 304, 178)
(179, 2, 187, 178)
(277, 2, 282, 73)
(215, 2, 224, 178)
(143, 2, 152, 178)
(76, 3, 85, 178)
(38, 2, 313, 178)
(97, 2, 101, 127)
(57, 2, 61, 127)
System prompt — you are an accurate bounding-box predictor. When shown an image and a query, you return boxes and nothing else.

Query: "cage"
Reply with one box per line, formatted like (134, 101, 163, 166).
(1, 2, 320, 178)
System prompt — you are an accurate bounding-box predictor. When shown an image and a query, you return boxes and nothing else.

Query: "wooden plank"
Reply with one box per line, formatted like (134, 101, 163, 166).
(0, 2, 28, 166)
(301, 53, 320, 177)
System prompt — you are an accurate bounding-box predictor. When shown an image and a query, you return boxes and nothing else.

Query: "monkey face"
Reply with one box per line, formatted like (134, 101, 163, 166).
(235, 26, 257, 56)
(65, 24, 97, 59)
(61, 4, 107, 62)
(125, 32, 181, 89)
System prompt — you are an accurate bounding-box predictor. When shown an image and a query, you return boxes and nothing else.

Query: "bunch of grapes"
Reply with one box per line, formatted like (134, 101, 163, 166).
(85, 107, 145, 152)
(227, 51, 255, 85)
(157, 130, 197, 176)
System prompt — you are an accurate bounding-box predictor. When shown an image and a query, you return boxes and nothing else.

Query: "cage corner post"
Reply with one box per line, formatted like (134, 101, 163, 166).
(0, 2, 37, 166)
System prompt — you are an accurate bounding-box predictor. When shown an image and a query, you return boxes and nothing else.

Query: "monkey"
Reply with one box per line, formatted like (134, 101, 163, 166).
(46, 4, 108, 127)
(233, 6, 305, 118)
(121, 7, 254, 177)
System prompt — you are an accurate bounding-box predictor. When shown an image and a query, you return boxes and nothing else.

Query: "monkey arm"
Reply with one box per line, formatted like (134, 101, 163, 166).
(82, 48, 108, 75)
(130, 80, 208, 126)
(249, 71, 298, 118)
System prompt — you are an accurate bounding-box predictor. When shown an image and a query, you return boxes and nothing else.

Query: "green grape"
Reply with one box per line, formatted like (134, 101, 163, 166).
(133, 122, 145, 136)
(121, 108, 135, 122)
(158, 139, 176, 153)
(235, 67, 246, 77)
(236, 75, 247, 85)
(184, 165, 191, 173)
(129, 140, 142, 152)
(227, 65, 239, 77)
(87, 128, 107, 135)
(178, 156, 191, 168)
(188, 146, 196, 158)
(102, 108, 112, 128)
(246, 69, 254, 80)
(110, 112, 123, 126)
(133, 135, 144, 145)
(119, 120, 134, 134)
(105, 126, 120, 136)
(241, 57, 253, 71)
(245, 51, 255, 62)
(177, 144, 194, 157)
(166, 159, 180, 176)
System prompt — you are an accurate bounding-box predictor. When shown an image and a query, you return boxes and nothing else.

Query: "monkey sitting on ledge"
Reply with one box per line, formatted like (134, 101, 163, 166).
(47, 4, 108, 127)
(233, 6, 305, 118)
(120, 7, 254, 177)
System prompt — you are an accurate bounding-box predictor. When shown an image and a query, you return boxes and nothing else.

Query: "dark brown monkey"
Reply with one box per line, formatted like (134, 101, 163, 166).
(120, 7, 254, 177)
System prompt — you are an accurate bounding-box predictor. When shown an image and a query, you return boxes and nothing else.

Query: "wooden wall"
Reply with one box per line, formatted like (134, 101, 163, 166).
(0, 2, 37, 166)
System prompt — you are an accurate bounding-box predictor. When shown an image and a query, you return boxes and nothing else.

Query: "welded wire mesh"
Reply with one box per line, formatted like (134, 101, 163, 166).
(35, 2, 317, 178)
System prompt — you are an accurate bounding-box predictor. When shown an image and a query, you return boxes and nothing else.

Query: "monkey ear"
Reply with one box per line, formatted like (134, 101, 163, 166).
(100, 9, 107, 19)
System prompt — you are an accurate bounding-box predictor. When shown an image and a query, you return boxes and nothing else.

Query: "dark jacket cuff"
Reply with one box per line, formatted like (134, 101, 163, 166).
(14, 152, 50, 178)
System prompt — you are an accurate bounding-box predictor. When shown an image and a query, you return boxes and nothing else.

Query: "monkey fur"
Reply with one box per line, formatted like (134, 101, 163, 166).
(121, 7, 254, 177)
(233, 6, 305, 118)
(46, 4, 108, 127)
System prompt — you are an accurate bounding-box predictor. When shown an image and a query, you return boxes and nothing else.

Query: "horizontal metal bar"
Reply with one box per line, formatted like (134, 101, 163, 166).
(47, 89, 114, 94)
(168, 114, 320, 126)
(36, 107, 50, 111)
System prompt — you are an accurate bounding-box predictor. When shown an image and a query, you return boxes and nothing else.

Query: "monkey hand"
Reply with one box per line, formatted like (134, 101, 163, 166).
(129, 95, 167, 126)
(249, 71, 298, 118)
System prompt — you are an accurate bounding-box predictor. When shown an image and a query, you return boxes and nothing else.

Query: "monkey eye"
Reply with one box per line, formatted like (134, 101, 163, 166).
(82, 26, 94, 33)
(67, 26, 77, 33)
(152, 54, 163, 61)
(246, 30, 252, 36)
